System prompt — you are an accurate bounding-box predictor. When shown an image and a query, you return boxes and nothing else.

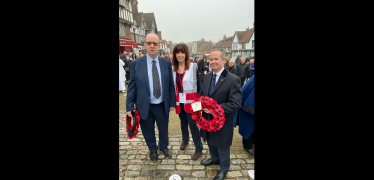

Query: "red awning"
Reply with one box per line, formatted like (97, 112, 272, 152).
(119, 40, 132, 46)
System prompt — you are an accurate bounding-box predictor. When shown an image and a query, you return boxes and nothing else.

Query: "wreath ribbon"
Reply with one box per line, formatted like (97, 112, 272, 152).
(191, 96, 225, 132)
(125, 110, 141, 139)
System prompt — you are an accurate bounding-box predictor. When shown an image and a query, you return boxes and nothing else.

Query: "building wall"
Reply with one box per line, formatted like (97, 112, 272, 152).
(119, 0, 134, 40)
(124, 24, 132, 40)
(231, 33, 239, 58)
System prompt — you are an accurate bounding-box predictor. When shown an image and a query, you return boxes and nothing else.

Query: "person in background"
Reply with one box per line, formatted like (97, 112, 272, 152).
(121, 51, 127, 71)
(245, 57, 250, 63)
(190, 57, 195, 63)
(235, 55, 241, 64)
(234, 75, 255, 156)
(228, 59, 238, 77)
(172, 43, 203, 160)
(124, 54, 131, 80)
(224, 57, 229, 69)
(128, 53, 137, 81)
(197, 57, 206, 82)
(204, 58, 210, 73)
(249, 58, 254, 66)
(248, 60, 255, 79)
(119, 53, 126, 93)
(236, 57, 249, 87)
(131, 53, 137, 61)
(194, 57, 199, 63)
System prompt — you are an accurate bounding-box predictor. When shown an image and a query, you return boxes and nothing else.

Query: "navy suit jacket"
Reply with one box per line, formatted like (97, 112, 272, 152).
(126, 55, 176, 120)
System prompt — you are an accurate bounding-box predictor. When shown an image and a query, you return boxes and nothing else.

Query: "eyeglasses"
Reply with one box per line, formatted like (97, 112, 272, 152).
(146, 42, 159, 46)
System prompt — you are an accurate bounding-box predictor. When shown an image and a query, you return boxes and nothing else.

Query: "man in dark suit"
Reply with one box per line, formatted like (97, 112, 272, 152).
(236, 57, 249, 87)
(126, 33, 176, 162)
(199, 49, 242, 180)
(227, 59, 238, 77)
(197, 57, 205, 81)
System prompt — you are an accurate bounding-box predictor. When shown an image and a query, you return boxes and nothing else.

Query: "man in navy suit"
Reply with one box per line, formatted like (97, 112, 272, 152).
(199, 49, 242, 180)
(126, 33, 176, 162)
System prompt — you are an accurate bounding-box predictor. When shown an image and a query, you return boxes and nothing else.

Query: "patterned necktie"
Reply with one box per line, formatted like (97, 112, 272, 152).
(209, 73, 216, 95)
(152, 60, 161, 99)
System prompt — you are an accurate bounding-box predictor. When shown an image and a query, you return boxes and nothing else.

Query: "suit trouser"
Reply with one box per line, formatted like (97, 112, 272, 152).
(207, 132, 230, 173)
(178, 103, 203, 153)
(139, 102, 169, 152)
(242, 130, 254, 149)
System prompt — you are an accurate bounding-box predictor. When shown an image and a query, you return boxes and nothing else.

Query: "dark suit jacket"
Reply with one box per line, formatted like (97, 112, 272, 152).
(126, 55, 176, 120)
(199, 68, 242, 148)
(236, 62, 249, 78)
(197, 60, 206, 73)
(229, 65, 238, 77)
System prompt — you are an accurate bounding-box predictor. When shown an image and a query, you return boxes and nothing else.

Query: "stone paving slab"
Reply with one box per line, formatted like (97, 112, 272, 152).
(119, 112, 254, 179)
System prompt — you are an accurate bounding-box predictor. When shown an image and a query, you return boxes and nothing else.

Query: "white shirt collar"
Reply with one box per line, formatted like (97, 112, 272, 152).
(213, 67, 224, 78)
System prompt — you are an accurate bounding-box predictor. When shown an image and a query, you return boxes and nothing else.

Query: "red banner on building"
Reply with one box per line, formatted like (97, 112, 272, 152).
(119, 40, 132, 46)
(133, 44, 138, 48)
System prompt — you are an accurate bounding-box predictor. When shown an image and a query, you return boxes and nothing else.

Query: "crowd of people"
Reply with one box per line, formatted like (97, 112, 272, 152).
(121, 33, 254, 180)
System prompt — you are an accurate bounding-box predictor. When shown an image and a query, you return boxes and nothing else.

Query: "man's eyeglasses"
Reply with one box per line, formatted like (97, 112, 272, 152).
(146, 42, 159, 46)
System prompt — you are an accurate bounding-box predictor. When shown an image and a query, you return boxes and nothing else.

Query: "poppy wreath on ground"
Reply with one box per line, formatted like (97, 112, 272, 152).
(126, 110, 140, 139)
(191, 96, 225, 132)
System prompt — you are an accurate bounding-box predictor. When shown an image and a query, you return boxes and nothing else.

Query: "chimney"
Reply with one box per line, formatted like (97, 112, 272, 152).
(158, 31, 162, 40)
(132, 1, 138, 13)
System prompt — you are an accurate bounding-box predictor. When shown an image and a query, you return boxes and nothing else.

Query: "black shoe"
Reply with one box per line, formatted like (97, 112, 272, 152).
(160, 148, 172, 157)
(200, 158, 220, 166)
(213, 172, 227, 180)
(246, 149, 255, 156)
(150, 151, 158, 162)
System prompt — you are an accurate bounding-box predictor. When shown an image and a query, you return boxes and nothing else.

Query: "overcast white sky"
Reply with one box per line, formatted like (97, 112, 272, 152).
(137, 0, 254, 44)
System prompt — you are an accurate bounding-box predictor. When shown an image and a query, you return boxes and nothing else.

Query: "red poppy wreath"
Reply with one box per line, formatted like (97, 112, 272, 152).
(125, 110, 141, 139)
(191, 96, 225, 132)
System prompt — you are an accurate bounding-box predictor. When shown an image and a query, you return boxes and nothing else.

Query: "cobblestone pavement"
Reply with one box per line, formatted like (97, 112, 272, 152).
(119, 111, 254, 180)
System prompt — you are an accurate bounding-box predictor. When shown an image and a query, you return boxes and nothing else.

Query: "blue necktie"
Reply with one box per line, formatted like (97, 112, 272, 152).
(209, 73, 216, 95)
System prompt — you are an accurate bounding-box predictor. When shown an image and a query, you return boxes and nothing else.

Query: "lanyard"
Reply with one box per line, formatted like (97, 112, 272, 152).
(177, 68, 186, 92)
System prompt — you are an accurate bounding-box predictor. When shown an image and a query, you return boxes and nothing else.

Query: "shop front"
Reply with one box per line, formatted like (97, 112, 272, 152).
(119, 39, 133, 53)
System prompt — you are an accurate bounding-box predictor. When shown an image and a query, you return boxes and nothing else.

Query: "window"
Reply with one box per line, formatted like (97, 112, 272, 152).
(232, 42, 237, 50)
(123, 0, 130, 10)
(252, 40, 255, 49)
(119, 22, 125, 36)
(242, 43, 245, 49)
